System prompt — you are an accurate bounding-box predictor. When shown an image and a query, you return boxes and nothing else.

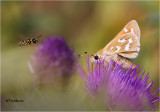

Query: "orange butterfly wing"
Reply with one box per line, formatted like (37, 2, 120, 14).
(102, 20, 141, 59)
(115, 20, 140, 41)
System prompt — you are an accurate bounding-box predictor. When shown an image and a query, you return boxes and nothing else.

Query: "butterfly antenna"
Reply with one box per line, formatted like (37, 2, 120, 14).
(78, 52, 89, 57)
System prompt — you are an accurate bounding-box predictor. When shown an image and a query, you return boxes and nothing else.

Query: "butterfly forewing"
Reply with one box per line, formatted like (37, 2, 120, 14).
(102, 20, 140, 59)
(115, 20, 140, 40)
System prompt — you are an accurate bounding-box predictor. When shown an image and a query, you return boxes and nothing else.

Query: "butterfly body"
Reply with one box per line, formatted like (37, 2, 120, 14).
(90, 20, 140, 69)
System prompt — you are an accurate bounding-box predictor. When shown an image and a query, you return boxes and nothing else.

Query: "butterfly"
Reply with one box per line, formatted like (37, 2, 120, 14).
(90, 20, 140, 69)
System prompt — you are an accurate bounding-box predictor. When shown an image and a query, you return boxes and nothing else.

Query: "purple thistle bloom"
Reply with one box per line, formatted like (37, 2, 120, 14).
(28, 36, 76, 84)
(78, 56, 159, 111)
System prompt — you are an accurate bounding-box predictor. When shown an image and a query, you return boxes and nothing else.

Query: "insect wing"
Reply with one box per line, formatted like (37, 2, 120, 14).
(104, 33, 140, 58)
(115, 20, 140, 41)
(102, 20, 140, 59)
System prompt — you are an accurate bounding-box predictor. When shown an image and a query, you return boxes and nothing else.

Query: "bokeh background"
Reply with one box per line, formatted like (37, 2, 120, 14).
(1, 1, 159, 111)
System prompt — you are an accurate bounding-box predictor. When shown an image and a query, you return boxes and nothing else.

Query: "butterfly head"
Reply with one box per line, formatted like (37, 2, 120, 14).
(90, 54, 100, 63)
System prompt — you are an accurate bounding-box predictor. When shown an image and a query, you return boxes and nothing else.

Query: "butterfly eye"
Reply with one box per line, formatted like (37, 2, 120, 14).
(94, 55, 99, 60)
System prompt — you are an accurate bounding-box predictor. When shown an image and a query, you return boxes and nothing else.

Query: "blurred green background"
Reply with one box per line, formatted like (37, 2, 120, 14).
(1, 1, 159, 111)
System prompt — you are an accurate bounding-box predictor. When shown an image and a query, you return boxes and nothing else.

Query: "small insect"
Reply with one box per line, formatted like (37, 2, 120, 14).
(90, 20, 141, 69)
(18, 35, 41, 46)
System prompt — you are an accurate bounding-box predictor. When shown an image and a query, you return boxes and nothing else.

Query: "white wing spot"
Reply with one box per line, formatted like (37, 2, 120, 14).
(124, 28, 128, 32)
(118, 38, 126, 43)
(125, 43, 130, 51)
(110, 47, 114, 50)
(115, 46, 121, 52)
(125, 38, 133, 51)
(129, 38, 133, 43)
(130, 28, 134, 34)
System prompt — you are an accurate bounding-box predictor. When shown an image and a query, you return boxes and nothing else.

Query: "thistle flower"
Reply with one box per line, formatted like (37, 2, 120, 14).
(28, 36, 76, 84)
(78, 56, 159, 111)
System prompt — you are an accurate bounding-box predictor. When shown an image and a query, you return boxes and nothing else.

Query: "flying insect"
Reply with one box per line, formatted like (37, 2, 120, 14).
(18, 35, 41, 46)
